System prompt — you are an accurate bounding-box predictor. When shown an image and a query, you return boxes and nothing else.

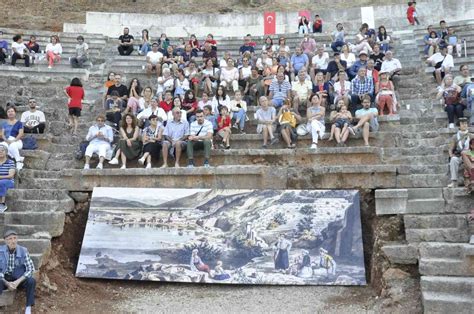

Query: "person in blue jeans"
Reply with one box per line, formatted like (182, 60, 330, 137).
(331, 23, 345, 52)
(0, 230, 36, 314)
(0, 144, 15, 212)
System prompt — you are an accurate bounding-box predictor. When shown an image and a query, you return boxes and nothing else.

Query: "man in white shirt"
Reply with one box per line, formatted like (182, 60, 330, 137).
(187, 109, 214, 168)
(380, 51, 402, 90)
(11, 35, 29, 67)
(20, 98, 46, 134)
(146, 43, 163, 77)
(84, 115, 114, 170)
(311, 46, 329, 78)
(426, 46, 454, 85)
(292, 69, 313, 113)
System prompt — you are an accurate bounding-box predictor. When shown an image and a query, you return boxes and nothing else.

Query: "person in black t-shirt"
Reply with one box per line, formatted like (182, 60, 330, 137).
(105, 74, 129, 109)
(118, 27, 134, 55)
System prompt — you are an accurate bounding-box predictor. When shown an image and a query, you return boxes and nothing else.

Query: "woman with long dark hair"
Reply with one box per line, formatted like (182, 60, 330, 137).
(64, 77, 84, 135)
(139, 29, 151, 55)
(109, 113, 142, 169)
(376, 25, 391, 53)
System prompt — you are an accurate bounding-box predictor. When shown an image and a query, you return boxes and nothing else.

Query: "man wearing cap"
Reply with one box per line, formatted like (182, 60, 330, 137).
(380, 51, 402, 90)
(348, 51, 369, 80)
(0, 230, 36, 314)
(448, 118, 474, 187)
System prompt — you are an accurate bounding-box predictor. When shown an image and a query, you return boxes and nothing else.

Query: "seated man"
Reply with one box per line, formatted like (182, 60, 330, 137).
(0, 143, 15, 211)
(105, 74, 128, 126)
(461, 81, 474, 126)
(292, 69, 313, 113)
(187, 109, 213, 168)
(20, 98, 46, 134)
(448, 118, 473, 187)
(380, 51, 402, 90)
(349, 95, 379, 146)
(326, 52, 347, 82)
(0, 32, 7, 64)
(202, 43, 218, 67)
(70, 35, 89, 68)
(11, 35, 30, 67)
(426, 45, 453, 85)
(162, 108, 190, 168)
(239, 35, 255, 57)
(25, 35, 40, 65)
(0, 230, 36, 314)
(350, 67, 374, 114)
(269, 72, 292, 109)
(348, 51, 368, 80)
(118, 27, 134, 56)
(256, 96, 278, 148)
(83, 114, 114, 170)
(454, 65, 473, 89)
(146, 43, 163, 77)
(290, 47, 309, 80)
(311, 46, 329, 77)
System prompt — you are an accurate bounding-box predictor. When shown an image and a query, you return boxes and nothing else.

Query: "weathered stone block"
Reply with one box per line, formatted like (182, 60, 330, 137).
(381, 242, 418, 264)
(375, 189, 407, 215)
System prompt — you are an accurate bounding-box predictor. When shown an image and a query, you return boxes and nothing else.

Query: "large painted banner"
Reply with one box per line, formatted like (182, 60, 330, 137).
(76, 188, 366, 285)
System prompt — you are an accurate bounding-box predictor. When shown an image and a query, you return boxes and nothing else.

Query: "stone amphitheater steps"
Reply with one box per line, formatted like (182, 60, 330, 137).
(419, 242, 473, 276)
(404, 214, 469, 242)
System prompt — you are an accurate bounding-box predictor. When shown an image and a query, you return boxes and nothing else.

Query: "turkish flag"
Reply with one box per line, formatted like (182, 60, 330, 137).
(264, 12, 276, 35)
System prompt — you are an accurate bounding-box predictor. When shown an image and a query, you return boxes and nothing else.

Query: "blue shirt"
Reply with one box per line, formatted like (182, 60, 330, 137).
(1, 121, 23, 138)
(349, 60, 368, 78)
(290, 53, 309, 72)
(269, 80, 292, 101)
(0, 159, 14, 183)
(239, 45, 255, 55)
(163, 119, 189, 141)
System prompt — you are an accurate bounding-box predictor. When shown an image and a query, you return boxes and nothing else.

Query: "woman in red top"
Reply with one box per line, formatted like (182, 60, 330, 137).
(64, 77, 84, 136)
(204, 34, 217, 51)
(189, 34, 200, 55)
(182, 90, 198, 122)
(217, 106, 231, 149)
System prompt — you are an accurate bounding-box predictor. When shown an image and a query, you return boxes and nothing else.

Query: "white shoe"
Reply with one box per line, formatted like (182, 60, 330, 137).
(448, 123, 455, 129)
(447, 181, 456, 188)
(138, 157, 146, 165)
(16, 162, 23, 170)
(146, 163, 151, 169)
(83, 164, 90, 170)
(311, 143, 317, 149)
(160, 164, 167, 168)
(96, 163, 103, 169)
(120, 165, 126, 169)
(48, 66, 52, 69)
(109, 158, 119, 165)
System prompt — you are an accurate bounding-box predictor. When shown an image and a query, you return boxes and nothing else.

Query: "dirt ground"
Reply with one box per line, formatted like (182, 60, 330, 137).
(4, 200, 420, 314)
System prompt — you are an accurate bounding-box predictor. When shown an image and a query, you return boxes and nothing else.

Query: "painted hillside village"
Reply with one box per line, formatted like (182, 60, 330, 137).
(76, 188, 366, 286)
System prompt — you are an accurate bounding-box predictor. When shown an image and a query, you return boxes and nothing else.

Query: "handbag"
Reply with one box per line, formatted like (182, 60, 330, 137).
(22, 136, 37, 150)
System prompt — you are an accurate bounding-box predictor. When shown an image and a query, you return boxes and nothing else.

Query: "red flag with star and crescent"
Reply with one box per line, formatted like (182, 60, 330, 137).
(264, 12, 276, 35)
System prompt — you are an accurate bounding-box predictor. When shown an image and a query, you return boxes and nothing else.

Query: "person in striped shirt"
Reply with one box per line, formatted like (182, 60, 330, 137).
(0, 144, 15, 212)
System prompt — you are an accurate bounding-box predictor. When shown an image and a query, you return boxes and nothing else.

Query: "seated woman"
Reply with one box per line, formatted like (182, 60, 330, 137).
(45, 35, 62, 69)
(174, 69, 190, 99)
(138, 29, 151, 56)
(201, 59, 219, 96)
(190, 249, 211, 275)
(328, 100, 352, 147)
(184, 61, 200, 96)
(354, 26, 373, 56)
(312, 72, 330, 107)
(332, 71, 351, 108)
(446, 27, 462, 58)
(463, 138, 474, 193)
(217, 106, 232, 149)
(278, 100, 301, 148)
(262, 36, 274, 55)
(375, 71, 396, 115)
(109, 114, 142, 169)
(211, 86, 231, 115)
(166, 97, 188, 123)
(229, 90, 248, 133)
(213, 261, 231, 281)
(188, 34, 200, 55)
(436, 74, 464, 129)
(182, 90, 198, 122)
(125, 78, 143, 115)
(244, 67, 264, 107)
(376, 26, 391, 53)
(340, 44, 356, 68)
(156, 68, 175, 101)
(1, 106, 24, 170)
(0, 144, 15, 212)
(297, 250, 313, 278)
(138, 115, 164, 169)
(220, 58, 239, 93)
(256, 51, 273, 73)
(331, 23, 345, 52)
(307, 94, 326, 149)
(427, 31, 440, 57)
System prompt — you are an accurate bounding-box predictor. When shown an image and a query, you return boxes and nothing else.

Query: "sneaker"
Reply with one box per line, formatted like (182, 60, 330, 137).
(109, 158, 119, 165)
(96, 163, 103, 170)
(311, 143, 318, 149)
(120, 165, 126, 169)
(447, 181, 456, 188)
(83, 164, 90, 170)
(270, 137, 279, 145)
(138, 157, 146, 165)
(146, 163, 152, 169)
(448, 123, 455, 129)
(262, 144, 267, 149)
(225, 145, 231, 150)
(232, 123, 239, 129)
(204, 160, 210, 168)
(48, 66, 52, 69)
(240, 130, 246, 134)
(187, 160, 195, 168)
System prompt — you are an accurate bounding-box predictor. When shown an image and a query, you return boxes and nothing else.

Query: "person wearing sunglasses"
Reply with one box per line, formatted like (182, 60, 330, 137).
(83, 114, 114, 170)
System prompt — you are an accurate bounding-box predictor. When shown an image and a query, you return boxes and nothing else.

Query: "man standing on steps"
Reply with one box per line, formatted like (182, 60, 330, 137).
(187, 109, 213, 168)
(118, 27, 134, 56)
(0, 230, 36, 314)
(448, 118, 473, 188)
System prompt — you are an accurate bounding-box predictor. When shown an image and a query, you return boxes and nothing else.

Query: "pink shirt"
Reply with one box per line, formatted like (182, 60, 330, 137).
(300, 38, 316, 54)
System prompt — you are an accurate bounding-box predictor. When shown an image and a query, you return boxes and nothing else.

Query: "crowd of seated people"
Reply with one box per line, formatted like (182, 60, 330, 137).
(80, 22, 405, 169)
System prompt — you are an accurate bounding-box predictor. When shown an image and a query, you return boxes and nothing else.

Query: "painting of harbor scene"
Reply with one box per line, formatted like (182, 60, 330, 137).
(76, 188, 366, 285)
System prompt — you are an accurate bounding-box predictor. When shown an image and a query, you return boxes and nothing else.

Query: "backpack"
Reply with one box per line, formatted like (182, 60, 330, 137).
(22, 136, 38, 150)
(74, 141, 89, 160)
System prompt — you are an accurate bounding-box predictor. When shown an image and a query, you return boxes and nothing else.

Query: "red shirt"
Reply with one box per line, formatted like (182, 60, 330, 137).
(217, 115, 230, 131)
(407, 6, 415, 18)
(205, 39, 217, 46)
(160, 100, 173, 112)
(65, 86, 84, 109)
(189, 39, 200, 49)
(182, 100, 198, 112)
